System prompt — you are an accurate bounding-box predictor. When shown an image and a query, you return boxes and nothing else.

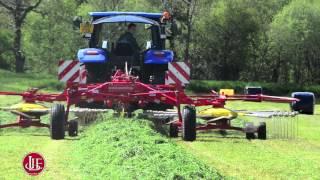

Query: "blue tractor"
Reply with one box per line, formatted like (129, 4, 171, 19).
(75, 11, 176, 85)
(73, 11, 177, 110)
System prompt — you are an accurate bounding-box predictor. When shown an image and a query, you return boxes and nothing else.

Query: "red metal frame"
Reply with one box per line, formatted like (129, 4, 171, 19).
(0, 114, 49, 129)
(0, 70, 298, 131)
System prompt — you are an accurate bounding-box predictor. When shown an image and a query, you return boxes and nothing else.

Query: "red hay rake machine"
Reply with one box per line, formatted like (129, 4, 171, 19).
(0, 11, 302, 141)
(0, 68, 298, 141)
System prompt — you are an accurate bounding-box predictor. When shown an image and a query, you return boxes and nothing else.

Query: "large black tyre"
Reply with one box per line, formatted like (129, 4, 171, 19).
(182, 106, 196, 141)
(169, 123, 179, 138)
(68, 120, 78, 137)
(291, 92, 315, 115)
(257, 122, 267, 140)
(50, 104, 65, 140)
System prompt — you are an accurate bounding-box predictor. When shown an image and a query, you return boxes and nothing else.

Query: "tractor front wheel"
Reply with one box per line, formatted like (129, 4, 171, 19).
(68, 120, 78, 137)
(182, 106, 196, 141)
(50, 104, 65, 140)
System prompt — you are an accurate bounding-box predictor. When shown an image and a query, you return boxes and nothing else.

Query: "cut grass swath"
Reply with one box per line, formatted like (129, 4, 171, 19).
(71, 114, 223, 179)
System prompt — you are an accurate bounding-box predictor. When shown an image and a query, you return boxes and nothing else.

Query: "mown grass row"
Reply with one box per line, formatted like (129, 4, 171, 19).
(188, 80, 320, 97)
(70, 116, 222, 179)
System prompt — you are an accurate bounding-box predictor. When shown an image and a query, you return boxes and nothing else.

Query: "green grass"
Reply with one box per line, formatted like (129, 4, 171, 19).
(177, 101, 320, 179)
(71, 117, 222, 179)
(0, 115, 222, 179)
(0, 69, 80, 179)
(0, 133, 81, 179)
(0, 69, 63, 92)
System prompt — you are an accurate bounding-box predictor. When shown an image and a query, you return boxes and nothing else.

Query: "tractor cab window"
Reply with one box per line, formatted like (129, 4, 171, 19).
(92, 23, 155, 52)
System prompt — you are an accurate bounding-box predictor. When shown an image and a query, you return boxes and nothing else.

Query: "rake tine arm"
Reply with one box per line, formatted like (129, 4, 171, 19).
(225, 94, 298, 103)
(10, 110, 34, 119)
(259, 95, 299, 103)
(0, 91, 24, 96)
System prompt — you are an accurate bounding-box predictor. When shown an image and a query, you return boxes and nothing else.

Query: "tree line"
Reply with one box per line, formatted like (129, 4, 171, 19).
(0, 0, 319, 85)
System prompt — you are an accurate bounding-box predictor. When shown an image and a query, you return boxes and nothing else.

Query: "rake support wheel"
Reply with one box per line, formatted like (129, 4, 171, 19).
(246, 132, 255, 140)
(244, 122, 256, 140)
(169, 123, 179, 138)
(50, 104, 65, 140)
(182, 105, 196, 141)
(257, 122, 267, 140)
(68, 120, 78, 137)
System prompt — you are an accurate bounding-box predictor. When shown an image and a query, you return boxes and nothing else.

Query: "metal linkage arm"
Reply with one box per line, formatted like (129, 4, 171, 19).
(225, 94, 298, 103)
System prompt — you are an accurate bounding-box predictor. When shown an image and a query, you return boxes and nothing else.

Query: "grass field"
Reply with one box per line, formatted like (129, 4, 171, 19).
(0, 116, 222, 179)
(177, 102, 320, 179)
(0, 70, 63, 92)
(0, 70, 319, 179)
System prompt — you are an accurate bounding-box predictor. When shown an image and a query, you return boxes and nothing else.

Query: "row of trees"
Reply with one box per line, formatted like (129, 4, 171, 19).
(0, 0, 319, 85)
(189, 0, 320, 85)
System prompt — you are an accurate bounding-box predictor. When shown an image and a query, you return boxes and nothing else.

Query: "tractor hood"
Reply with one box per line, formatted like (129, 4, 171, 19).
(77, 48, 107, 63)
(144, 50, 174, 64)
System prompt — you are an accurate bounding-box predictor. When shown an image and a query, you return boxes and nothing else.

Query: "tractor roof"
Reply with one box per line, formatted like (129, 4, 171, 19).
(92, 15, 159, 25)
(89, 11, 162, 21)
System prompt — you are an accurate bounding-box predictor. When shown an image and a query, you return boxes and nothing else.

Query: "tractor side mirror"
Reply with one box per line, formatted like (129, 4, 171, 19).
(80, 22, 93, 33)
(80, 21, 94, 39)
(73, 16, 82, 30)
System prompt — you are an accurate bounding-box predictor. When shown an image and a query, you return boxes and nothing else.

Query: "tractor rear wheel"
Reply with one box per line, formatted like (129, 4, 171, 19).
(169, 123, 179, 138)
(182, 106, 196, 141)
(257, 122, 267, 140)
(68, 120, 78, 137)
(50, 104, 65, 140)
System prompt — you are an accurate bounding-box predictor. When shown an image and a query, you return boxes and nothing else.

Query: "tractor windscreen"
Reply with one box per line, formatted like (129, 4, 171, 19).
(91, 23, 157, 51)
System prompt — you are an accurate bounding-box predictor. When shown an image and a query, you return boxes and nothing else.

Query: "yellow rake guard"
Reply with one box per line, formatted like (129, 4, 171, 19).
(219, 89, 235, 96)
(198, 107, 238, 119)
(3, 103, 49, 116)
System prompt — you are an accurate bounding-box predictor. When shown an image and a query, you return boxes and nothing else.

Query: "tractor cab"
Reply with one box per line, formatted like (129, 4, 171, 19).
(76, 12, 175, 84)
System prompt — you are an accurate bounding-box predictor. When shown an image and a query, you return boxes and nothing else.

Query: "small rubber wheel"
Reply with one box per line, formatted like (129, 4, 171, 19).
(169, 123, 179, 138)
(50, 104, 65, 140)
(246, 132, 255, 140)
(219, 129, 227, 136)
(68, 120, 78, 137)
(182, 106, 196, 141)
(257, 122, 267, 140)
